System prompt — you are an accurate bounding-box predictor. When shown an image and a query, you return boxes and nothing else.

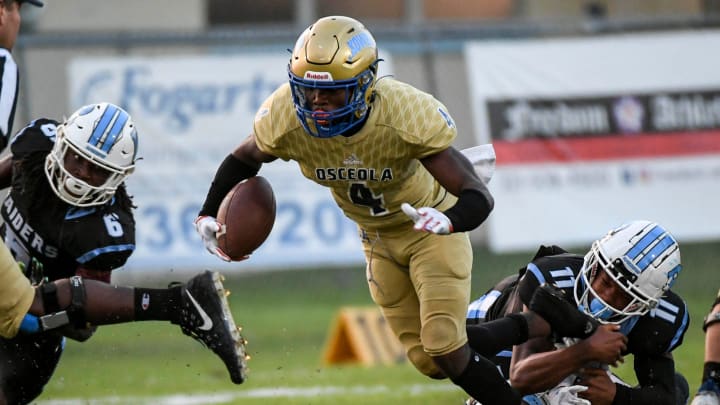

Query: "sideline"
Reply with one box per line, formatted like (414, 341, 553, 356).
(35, 383, 458, 404)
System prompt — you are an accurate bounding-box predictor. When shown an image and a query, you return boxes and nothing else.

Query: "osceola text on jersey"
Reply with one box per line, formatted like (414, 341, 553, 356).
(315, 167, 393, 182)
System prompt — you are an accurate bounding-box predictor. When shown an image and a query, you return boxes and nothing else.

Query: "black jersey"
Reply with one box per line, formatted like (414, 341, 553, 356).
(514, 250, 689, 357)
(467, 245, 689, 403)
(0, 119, 136, 282)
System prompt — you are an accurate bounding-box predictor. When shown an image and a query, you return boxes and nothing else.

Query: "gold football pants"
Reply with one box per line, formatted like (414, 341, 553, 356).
(361, 227, 472, 377)
(0, 241, 34, 338)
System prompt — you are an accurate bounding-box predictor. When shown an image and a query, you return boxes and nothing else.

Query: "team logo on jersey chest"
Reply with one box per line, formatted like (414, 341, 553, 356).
(343, 154, 362, 166)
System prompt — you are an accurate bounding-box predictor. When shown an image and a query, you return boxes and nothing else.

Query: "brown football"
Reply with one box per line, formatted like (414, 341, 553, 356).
(216, 176, 276, 261)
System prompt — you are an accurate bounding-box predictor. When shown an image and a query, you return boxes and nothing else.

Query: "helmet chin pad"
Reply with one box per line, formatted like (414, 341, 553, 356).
(64, 177, 90, 196)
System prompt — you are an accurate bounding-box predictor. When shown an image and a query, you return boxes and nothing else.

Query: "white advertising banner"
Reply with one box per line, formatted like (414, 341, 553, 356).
(490, 155, 720, 251)
(68, 52, 394, 274)
(464, 30, 720, 252)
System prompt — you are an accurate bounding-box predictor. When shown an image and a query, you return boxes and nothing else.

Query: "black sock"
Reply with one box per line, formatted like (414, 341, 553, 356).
(133, 286, 182, 322)
(451, 351, 522, 405)
(467, 314, 529, 358)
(703, 362, 720, 383)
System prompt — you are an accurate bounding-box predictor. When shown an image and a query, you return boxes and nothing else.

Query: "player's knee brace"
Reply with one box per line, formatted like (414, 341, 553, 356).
(421, 315, 463, 355)
(20, 276, 87, 334)
(406, 345, 441, 377)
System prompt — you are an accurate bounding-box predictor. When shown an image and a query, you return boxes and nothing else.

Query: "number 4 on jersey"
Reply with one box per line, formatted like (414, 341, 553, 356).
(349, 183, 387, 216)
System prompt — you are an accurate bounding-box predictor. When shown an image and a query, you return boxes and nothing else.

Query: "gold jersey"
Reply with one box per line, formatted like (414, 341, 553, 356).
(0, 241, 34, 338)
(253, 78, 458, 231)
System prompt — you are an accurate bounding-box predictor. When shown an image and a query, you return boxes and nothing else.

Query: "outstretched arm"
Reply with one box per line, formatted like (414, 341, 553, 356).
(411, 147, 494, 233)
(196, 133, 278, 260)
(198, 133, 276, 218)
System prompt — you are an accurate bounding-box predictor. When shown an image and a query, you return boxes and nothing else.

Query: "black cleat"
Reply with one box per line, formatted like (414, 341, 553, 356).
(173, 270, 248, 384)
(529, 283, 598, 339)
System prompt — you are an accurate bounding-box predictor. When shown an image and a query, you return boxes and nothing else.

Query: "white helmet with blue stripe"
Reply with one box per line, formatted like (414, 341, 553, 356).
(45, 102, 139, 207)
(574, 220, 682, 324)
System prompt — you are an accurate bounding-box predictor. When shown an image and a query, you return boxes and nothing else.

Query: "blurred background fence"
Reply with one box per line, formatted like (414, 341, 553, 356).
(11, 0, 720, 278)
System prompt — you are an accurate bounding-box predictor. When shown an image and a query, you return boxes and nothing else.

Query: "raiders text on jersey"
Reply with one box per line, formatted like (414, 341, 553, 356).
(2, 196, 59, 259)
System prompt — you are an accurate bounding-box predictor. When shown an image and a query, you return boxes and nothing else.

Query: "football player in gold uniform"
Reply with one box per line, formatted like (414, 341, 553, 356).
(194, 15, 530, 404)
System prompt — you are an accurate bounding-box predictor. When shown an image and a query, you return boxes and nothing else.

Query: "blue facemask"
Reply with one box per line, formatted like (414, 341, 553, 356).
(580, 298, 640, 335)
(589, 298, 614, 321)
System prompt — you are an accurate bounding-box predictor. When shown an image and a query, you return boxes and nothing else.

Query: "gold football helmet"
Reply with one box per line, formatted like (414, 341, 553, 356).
(288, 16, 379, 138)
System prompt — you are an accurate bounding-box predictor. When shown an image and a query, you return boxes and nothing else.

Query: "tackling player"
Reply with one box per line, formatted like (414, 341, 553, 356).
(466, 221, 689, 405)
(0, 103, 248, 404)
(193, 15, 543, 404)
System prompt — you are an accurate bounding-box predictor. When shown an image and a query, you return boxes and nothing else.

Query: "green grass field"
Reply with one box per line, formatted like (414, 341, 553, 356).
(35, 240, 720, 404)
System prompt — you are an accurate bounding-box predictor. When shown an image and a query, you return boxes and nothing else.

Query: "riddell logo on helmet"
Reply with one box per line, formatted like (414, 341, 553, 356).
(304, 71, 333, 81)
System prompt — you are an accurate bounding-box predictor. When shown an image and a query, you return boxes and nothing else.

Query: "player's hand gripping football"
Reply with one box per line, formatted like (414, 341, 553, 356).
(542, 383, 590, 405)
(194, 216, 231, 262)
(401, 203, 453, 234)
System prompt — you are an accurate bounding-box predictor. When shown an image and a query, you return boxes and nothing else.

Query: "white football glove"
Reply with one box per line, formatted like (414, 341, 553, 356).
(542, 384, 590, 405)
(691, 391, 720, 405)
(194, 216, 230, 262)
(401, 203, 453, 234)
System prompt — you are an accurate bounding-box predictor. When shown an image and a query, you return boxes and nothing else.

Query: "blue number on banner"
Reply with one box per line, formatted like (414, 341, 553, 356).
(143, 205, 172, 249)
(277, 201, 303, 245)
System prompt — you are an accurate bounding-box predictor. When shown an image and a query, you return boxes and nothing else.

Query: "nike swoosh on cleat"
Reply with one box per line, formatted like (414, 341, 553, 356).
(186, 290, 214, 331)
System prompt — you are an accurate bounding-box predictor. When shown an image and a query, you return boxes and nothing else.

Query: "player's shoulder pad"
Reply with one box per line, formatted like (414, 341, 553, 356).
(253, 83, 300, 151)
(629, 289, 689, 355)
(373, 78, 456, 147)
(10, 118, 60, 157)
(517, 253, 583, 306)
(64, 206, 136, 271)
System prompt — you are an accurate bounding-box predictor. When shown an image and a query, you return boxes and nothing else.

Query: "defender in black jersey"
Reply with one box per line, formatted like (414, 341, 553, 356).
(0, 103, 137, 403)
(467, 221, 689, 405)
(0, 103, 249, 404)
(2, 115, 136, 284)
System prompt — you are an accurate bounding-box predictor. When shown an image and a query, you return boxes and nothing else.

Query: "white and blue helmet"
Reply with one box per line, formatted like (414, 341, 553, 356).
(574, 220, 682, 324)
(45, 102, 139, 207)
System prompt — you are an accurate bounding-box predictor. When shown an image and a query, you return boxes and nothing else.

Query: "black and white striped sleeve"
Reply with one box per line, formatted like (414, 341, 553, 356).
(0, 49, 19, 152)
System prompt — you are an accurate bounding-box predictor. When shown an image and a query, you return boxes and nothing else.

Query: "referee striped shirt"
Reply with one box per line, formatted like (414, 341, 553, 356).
(0, 48, 18, 152)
